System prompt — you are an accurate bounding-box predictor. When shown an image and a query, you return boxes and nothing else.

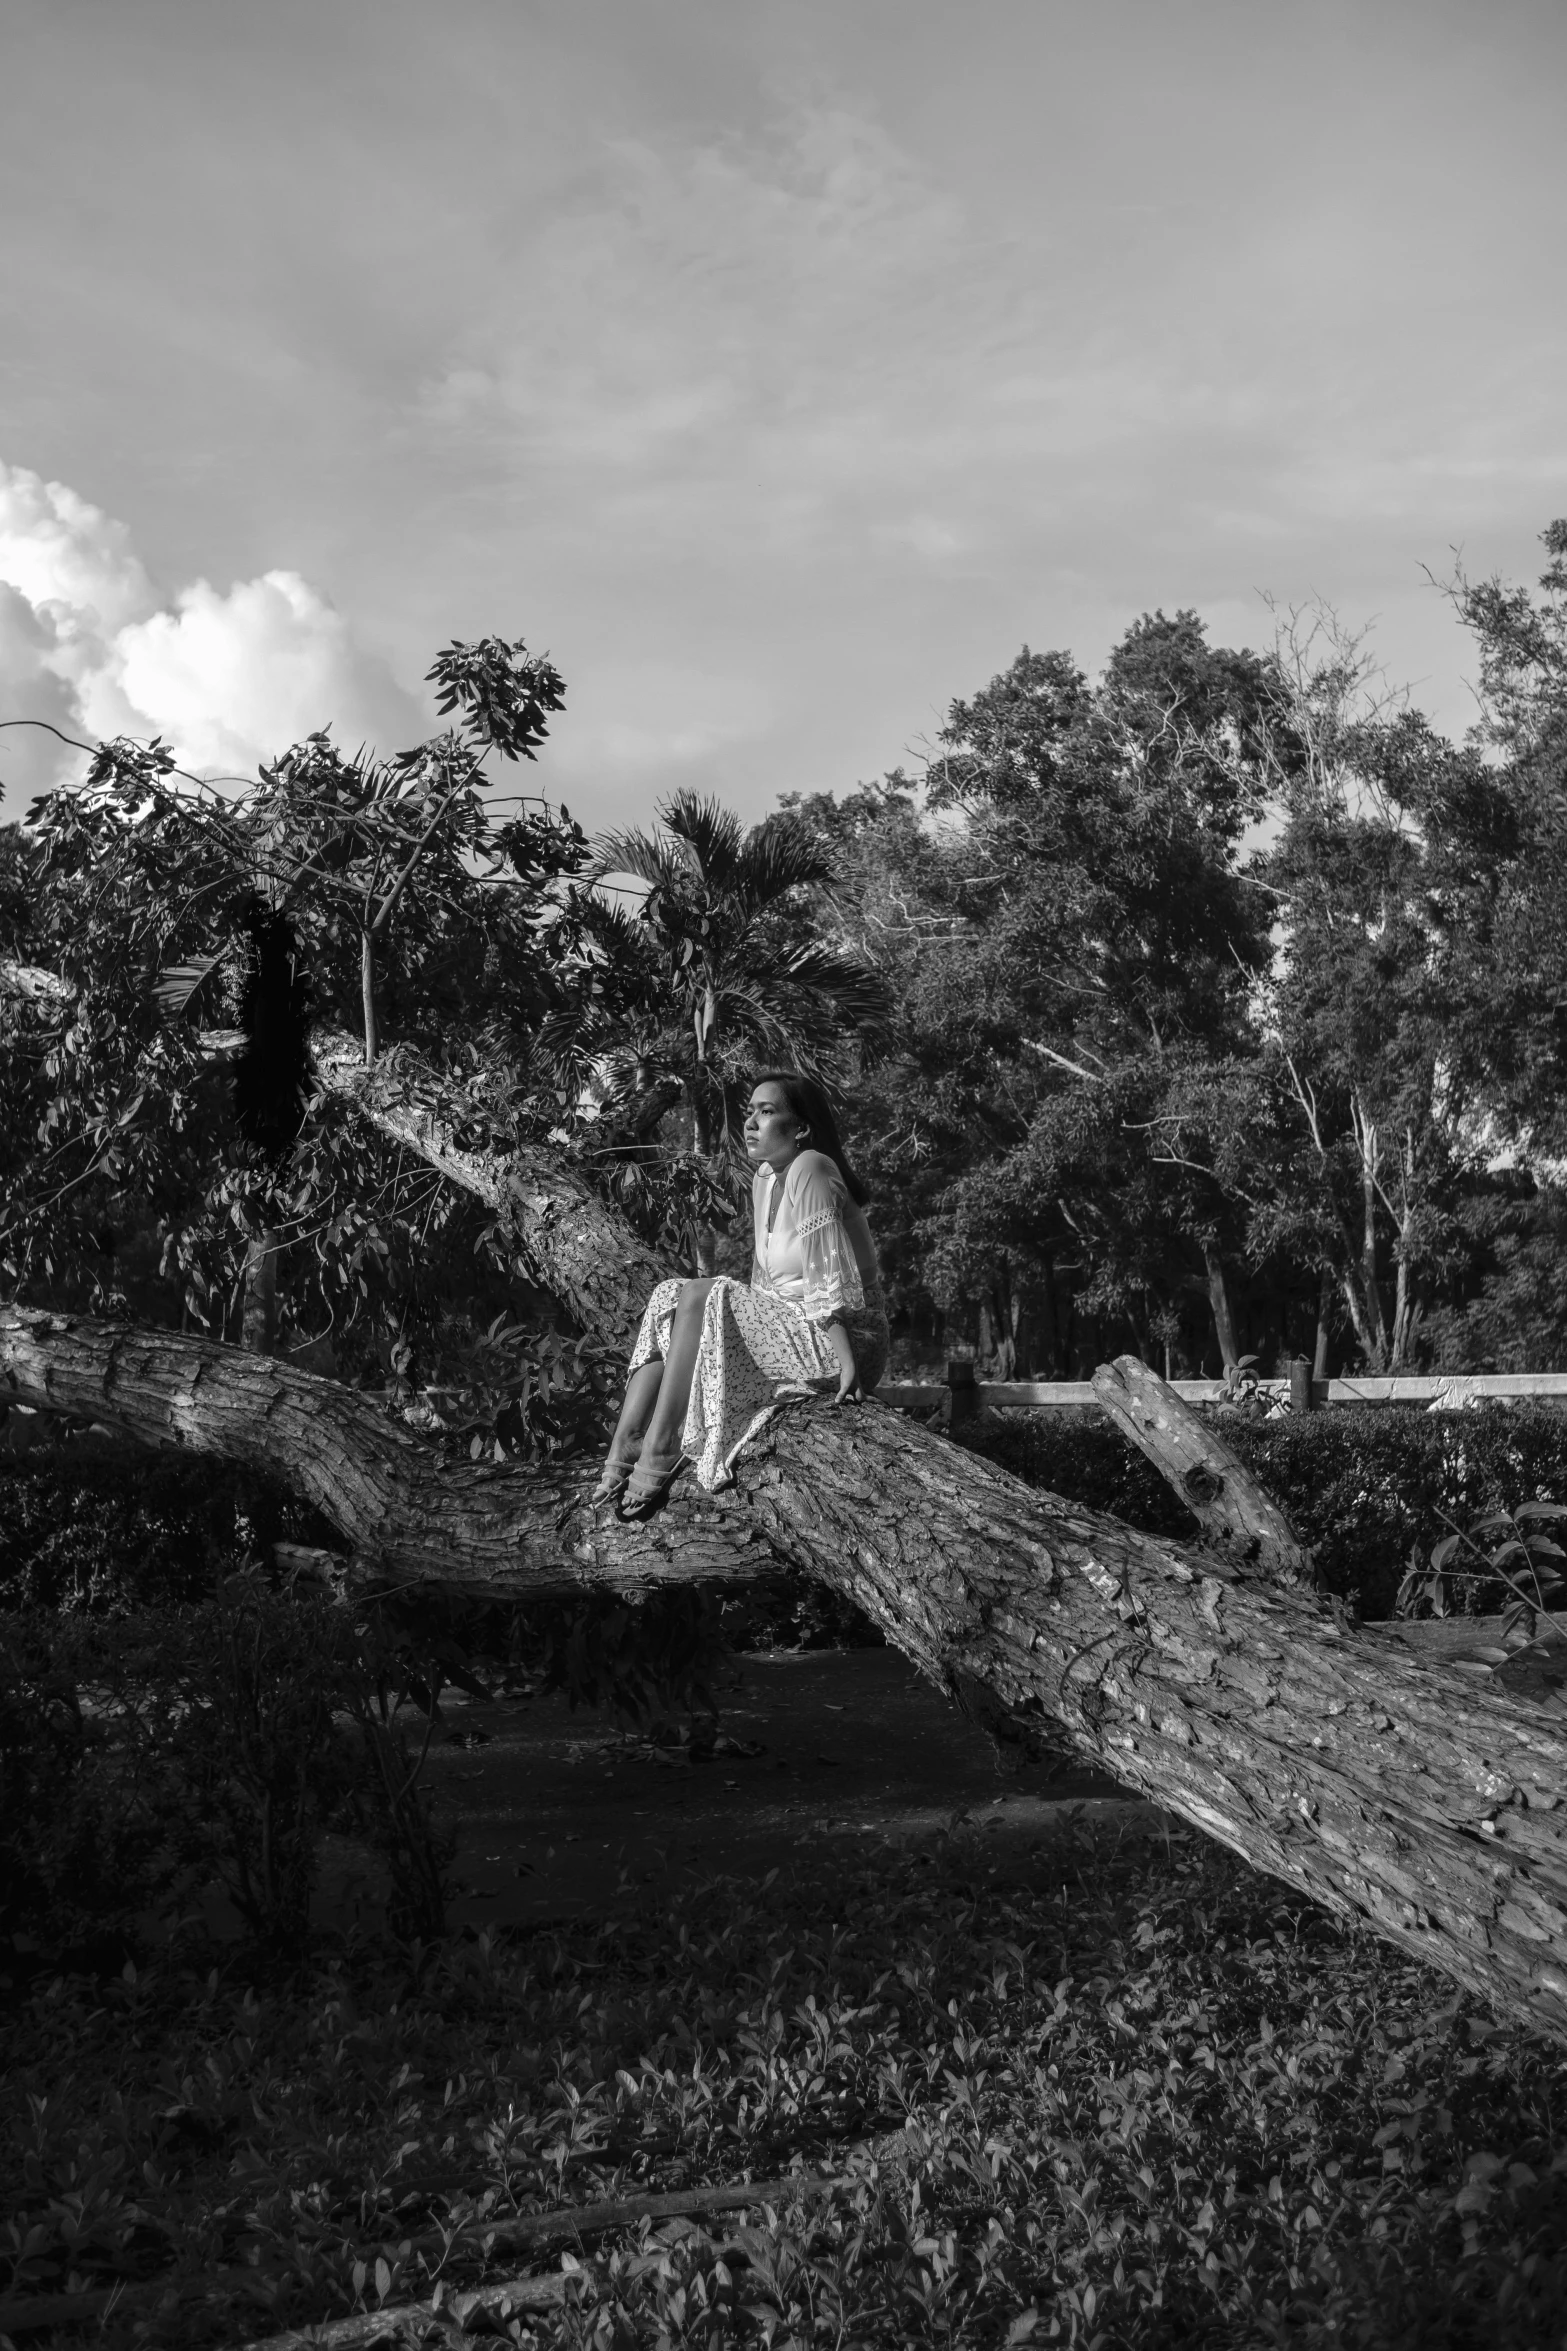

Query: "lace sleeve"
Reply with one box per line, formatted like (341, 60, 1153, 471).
(792, 1160, 865, 1323)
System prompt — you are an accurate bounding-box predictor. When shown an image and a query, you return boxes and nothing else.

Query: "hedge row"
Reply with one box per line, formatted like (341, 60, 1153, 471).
(960, 1402, 1567, 1619)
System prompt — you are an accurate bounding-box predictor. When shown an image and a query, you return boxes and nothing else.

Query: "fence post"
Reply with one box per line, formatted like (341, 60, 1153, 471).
(1289, 1356, 1314, 1415)
(945, 1357, 978, 1433)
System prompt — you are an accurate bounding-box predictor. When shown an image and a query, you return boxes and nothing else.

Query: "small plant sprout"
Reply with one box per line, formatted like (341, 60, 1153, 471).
(1396, 1500, 1567, 1643)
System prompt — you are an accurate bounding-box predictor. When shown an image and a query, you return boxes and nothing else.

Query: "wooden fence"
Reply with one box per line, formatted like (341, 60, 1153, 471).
(875, 1362, 1567, 1428)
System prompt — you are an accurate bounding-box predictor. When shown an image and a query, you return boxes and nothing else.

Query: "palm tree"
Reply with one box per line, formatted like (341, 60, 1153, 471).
(547, 791, 890, 1269)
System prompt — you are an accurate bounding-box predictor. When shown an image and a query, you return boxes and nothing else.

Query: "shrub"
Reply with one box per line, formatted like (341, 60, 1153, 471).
(0, 1592, 454, 1972)
(960, 1402, 1567, 1619)
(0, 1442, 337, 1613)
(0, 1614, 188, 1969)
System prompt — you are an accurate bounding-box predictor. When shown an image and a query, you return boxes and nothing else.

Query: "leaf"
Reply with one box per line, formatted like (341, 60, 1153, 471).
(1430, 1533, 1463, 1572)
(153, 950, 231, 1018)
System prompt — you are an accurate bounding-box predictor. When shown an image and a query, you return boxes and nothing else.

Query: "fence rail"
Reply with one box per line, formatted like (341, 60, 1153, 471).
(874, 1366, 1567, 1423)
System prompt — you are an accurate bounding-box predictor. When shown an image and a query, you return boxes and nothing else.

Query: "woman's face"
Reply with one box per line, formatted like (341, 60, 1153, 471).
(743, 1082, 805, 1169)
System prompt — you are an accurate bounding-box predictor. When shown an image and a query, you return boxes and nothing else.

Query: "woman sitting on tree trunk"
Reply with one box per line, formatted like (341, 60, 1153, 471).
(593, 1071, 889, 1516)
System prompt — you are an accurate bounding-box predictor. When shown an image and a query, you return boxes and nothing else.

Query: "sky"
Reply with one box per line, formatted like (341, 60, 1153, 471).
(1, 0, 1564, 825)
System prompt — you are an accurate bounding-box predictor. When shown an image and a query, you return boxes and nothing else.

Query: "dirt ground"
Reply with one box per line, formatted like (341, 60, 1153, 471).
(327, 1647, 1153, 1933)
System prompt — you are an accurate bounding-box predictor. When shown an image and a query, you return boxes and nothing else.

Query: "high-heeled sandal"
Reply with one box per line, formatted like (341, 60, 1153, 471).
(620, 1449, 689, 1518)
(590, 1440, 642, 1507)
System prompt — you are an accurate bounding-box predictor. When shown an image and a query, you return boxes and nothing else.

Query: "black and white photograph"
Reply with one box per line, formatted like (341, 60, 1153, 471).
(2, 3, 1566, 2343)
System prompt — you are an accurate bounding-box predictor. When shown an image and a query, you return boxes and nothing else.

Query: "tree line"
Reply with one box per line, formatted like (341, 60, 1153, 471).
(794, 525, 1567, 1379)
(1, 525, 1564, 1411)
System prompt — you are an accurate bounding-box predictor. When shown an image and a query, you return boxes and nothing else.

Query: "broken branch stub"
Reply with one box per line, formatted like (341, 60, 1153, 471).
(1092, 1353, 1315, 1588)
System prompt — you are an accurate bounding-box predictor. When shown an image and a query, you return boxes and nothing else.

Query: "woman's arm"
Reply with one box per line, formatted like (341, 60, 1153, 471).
(822, 1317, 864, 1405)
(791, 1157, 865, 1327)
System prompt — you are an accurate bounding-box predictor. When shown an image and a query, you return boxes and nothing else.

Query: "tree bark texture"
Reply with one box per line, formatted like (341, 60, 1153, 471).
(6, 1303, 1567, 2044)
(308, 1029, 671, 1351)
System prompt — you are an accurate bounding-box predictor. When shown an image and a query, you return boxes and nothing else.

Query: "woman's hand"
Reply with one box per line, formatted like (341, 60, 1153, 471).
(825, 1321, 863, 1406)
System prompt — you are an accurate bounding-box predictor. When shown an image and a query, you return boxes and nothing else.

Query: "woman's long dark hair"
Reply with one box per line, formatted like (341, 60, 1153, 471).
(750, 1070, 870, 1206)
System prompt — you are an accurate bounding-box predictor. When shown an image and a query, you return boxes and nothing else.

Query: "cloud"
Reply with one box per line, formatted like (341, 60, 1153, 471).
(0, 464, 154, 638)
(0, 460, 425, 800)
(82, 571, 426, 778)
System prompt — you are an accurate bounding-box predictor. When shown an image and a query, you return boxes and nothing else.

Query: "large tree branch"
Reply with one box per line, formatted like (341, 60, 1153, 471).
(0, 1306, 754, 1597)
(0, 967, 674, 1353)
(307, 1028, 671, 1351)
(6, 1302, 1567, 2044)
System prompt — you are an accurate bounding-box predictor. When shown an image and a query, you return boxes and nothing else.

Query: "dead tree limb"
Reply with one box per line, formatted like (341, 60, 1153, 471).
(1092, 1353, 1314, 1587)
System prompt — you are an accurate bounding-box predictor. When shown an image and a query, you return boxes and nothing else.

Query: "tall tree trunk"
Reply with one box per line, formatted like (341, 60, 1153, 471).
(6, 1300, 1567, 2047)
(359, 933, 378, 1067)
(988, 1269, 1018, 1381)
(976, 1296, 995, 1370)
(1202, 1240, 1240, 1371)
(1036, 1261, 1058, 1382)
(241, 1228, 279, 1356)
(1312, 1266, 1333, 1381)
(1348, 1092, 1393, 1371)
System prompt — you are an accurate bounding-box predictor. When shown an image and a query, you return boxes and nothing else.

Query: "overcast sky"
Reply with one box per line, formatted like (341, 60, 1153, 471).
(2, 0, 1564, 823)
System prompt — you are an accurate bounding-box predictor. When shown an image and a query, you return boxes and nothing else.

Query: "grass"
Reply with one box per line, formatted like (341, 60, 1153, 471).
(4, 1817, 1567, 2349)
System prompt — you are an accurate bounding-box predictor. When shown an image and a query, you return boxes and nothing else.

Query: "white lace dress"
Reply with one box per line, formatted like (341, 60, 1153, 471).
(627, 1149, 890, 1491)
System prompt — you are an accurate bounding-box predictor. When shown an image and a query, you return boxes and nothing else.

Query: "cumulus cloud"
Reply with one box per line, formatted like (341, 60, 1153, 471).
(0, 460, 425, 800)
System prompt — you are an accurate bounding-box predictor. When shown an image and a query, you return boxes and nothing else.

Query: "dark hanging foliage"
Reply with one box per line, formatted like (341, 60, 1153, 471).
(231, 899, 313, 1161)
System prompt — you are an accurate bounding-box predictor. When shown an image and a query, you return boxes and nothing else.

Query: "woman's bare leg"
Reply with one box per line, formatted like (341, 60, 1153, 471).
(592, 1361, 666, 1501)
(609, 1360, 664, 1455)
(641, 1278, 716, 1459)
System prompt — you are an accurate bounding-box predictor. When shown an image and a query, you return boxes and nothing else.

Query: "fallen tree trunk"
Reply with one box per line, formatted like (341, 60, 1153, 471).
(0, 1307, 765, 1596)
(6, 1304, 1567, 2043)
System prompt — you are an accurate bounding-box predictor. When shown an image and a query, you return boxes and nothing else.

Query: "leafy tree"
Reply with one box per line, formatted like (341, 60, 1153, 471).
(0, 638, 600, 1448)
(805, 616, 1277, 1374)
(1228, 600, 1562, 1373)
(1435, 522, 1567, 1160)
(811, 554, 1567, 1379)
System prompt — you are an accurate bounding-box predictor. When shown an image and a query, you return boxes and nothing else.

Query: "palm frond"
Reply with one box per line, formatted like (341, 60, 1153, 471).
(590, 826, 683, 891)
(783, 944, 895, 1035)
(577, 895, 657, 967)
(657, 791, 748, 893)
(735, 814, 834, 906)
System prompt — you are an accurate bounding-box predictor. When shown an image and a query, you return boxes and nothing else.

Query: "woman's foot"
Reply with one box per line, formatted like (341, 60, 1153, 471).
(620, 1447, 689, 1518)
(590, 1437, 642, 1506)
